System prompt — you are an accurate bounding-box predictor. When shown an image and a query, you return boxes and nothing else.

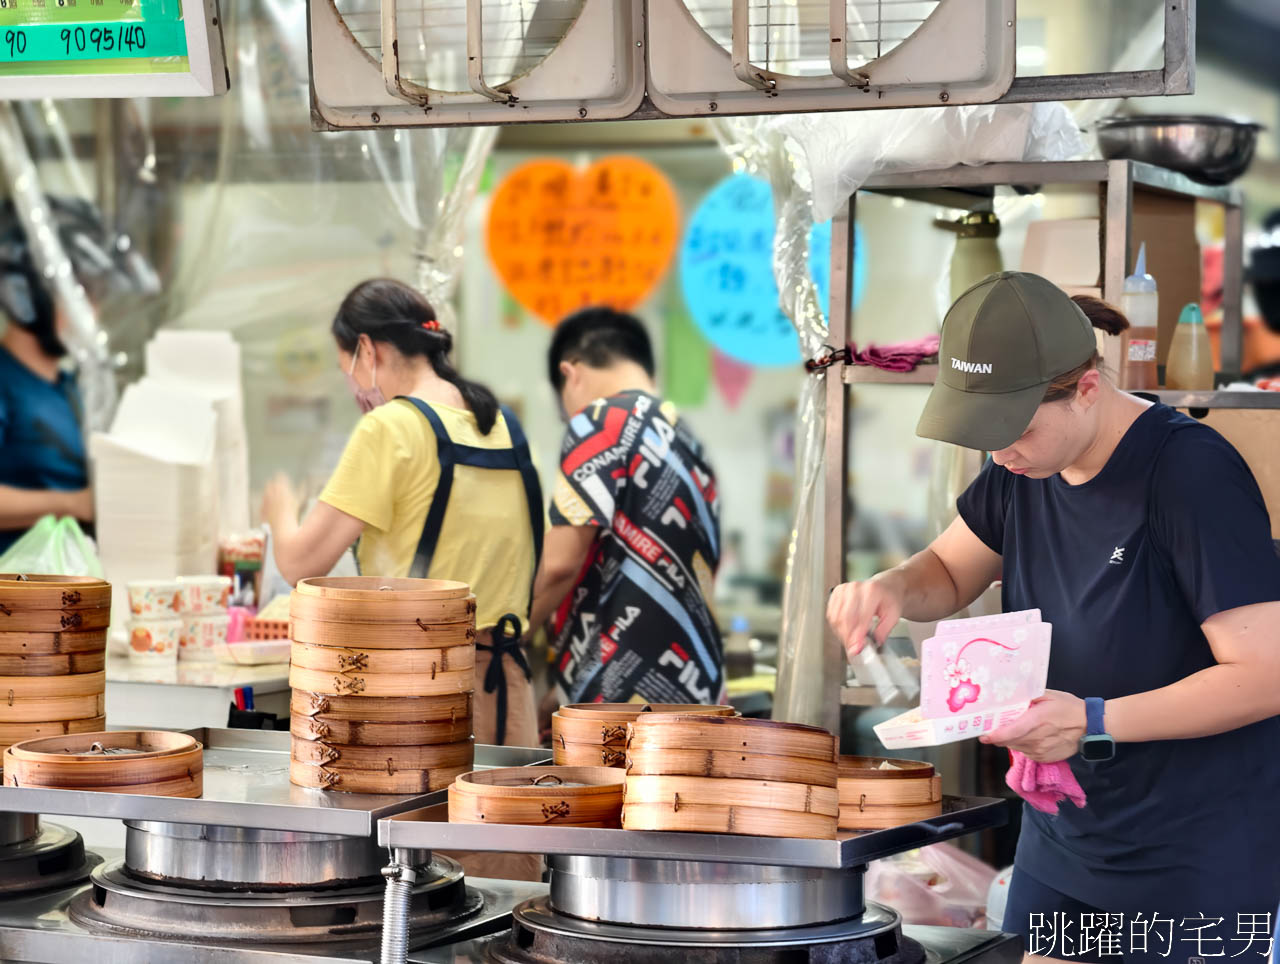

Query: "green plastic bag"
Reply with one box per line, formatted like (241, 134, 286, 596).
(0, 515, 103, 578)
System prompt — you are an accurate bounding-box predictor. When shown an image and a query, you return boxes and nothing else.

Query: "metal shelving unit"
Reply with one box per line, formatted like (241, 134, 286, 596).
(819, 158, 1251, 715)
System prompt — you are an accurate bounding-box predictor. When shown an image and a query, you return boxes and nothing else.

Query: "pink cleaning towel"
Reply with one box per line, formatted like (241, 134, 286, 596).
(848, 334, 940, 373)
(1006, 750, 1087, 814)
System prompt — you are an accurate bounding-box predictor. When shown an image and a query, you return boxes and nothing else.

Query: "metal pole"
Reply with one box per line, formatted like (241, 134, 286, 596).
(821, 194, 854, 734)
(1220, 200, 1244, 383)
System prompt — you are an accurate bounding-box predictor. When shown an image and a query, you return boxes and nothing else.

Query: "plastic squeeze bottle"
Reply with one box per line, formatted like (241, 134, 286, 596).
(1165, 303, 1215, 391)
(1120, 243, 1159, 390)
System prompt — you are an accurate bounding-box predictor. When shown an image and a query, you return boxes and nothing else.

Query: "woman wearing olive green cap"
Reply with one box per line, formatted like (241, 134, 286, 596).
(828, 272, 1280, 959)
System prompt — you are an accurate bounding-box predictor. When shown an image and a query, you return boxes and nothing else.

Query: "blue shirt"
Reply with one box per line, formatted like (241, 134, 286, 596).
(958, 403, 1280, 917)
(0, 345, 87, 553)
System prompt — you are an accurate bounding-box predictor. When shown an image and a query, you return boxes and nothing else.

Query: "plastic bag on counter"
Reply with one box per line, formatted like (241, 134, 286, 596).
(866, 843, 997, 928)
(0, 515, 104, 578)
(770, 101, 1086, 223)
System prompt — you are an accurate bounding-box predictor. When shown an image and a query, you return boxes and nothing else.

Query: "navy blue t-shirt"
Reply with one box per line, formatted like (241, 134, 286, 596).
(958, 403, 1280, 917)
(0, 345, 87, 553)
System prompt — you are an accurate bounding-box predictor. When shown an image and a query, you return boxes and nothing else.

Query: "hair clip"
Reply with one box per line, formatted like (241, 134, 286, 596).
(422, 320, 440, 331)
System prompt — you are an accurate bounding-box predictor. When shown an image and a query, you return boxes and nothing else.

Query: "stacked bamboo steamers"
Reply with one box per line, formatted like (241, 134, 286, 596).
(288, 577, 477, 794)
(0, 575, 109, 757)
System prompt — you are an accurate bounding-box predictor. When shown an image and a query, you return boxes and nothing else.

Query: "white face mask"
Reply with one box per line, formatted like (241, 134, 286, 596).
(346, 342, 386, 414)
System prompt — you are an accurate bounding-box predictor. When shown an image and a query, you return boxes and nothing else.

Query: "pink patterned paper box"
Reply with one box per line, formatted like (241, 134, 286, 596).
(874, 609, 1052, 750)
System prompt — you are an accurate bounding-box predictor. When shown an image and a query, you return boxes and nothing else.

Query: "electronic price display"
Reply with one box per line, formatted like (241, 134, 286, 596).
(0, 0, 227, 97)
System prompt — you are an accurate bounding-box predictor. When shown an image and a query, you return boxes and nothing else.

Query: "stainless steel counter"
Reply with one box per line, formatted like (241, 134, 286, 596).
(0, 728, 550, 837)
(379, 795, 1009, 870)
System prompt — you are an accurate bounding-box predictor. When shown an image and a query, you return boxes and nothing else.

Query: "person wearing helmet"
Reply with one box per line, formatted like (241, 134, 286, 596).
(0, 200, 93, 553)
(827, 273, 1280, 958)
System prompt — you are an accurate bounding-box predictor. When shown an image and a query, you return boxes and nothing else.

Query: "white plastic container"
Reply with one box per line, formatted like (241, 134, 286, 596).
(178, 575, 232, 615)
(1119, 242, 1159, 390)
(180, 613, 229, 662)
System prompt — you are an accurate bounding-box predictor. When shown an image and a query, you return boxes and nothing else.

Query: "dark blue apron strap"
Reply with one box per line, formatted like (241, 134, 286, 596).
(397, 397, 456, 580)
(499, 405, 544, 616)
(476, 613, 531, 746)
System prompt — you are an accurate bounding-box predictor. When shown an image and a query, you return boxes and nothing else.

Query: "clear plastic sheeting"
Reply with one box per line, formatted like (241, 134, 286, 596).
(774, 101, 1086, 223)
(0, 104, 118, 433)
(97, 0, 497, 495)
(714, 116, 836, 730)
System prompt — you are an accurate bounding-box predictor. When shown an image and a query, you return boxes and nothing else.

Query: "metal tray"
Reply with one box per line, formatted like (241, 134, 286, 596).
(0, 728, 550, 837)
(379, 795, 1008, 870)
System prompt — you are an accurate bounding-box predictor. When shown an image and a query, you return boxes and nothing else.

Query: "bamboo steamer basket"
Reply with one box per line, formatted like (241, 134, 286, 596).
(290, 690, 473, 724)
(291, 715, 472, 747)
(290, 641, 474, 676)
(288, 666, 473, 698)
(0, 693, 105, 724)
(0, 575, 112, 611)
(837, 756, 943, 830)
(290, 736, 473, 772)
(448, 766, 624, 827)
(622, 802, 837, 839)
(0, 671, 105, 700)
(623, 775, 838, 817)
(290, 618, 476, 649)
(553, 704, 736, 767)
(0, 652, 105, 676)
(290, 760, 468, 794)
(290, 591, 476, 626)
(0, 630, 107, 655)
(0, 608, 111, 633)
(4, 731, 202, 797)
(0, 716, 107, 746)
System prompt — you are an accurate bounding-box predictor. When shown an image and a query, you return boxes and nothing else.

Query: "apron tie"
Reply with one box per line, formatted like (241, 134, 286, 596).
(476, 613, 531, 746)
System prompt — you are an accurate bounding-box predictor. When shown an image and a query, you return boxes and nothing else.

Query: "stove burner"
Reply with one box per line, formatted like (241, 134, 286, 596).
(487, 897, 928, 964)
(0, 819, 100, 896)
(70, 855, 480, 947)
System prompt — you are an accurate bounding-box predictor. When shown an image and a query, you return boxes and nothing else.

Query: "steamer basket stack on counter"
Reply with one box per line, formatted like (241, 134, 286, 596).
(622, 715, 841, 839)
(288, 577, 477, 794)
(551, 702, 736, 767)
(836, 756, 943, 830)
(0, 575, 110, 758)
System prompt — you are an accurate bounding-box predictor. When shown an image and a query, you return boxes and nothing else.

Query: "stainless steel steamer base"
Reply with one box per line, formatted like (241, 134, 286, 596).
(548, 855, 864, 930)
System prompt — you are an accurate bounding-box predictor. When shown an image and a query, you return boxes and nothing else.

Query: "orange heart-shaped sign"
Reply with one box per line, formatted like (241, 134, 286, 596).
(486, 156, 680, 326)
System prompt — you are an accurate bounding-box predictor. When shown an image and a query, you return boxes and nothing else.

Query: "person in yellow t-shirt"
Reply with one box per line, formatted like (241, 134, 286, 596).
(261, 279, 542, 747)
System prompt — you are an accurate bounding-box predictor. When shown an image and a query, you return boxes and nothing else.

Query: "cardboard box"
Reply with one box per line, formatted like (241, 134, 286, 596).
(1180, 408, 1280, 539)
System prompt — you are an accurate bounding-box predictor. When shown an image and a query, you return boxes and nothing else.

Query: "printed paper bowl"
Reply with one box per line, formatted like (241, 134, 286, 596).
(126, 581, 185, 619)
(127, 619, 182, 664)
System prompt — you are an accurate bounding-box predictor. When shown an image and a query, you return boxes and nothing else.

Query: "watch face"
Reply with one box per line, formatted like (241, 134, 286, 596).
(1081, 736, 1115, 762)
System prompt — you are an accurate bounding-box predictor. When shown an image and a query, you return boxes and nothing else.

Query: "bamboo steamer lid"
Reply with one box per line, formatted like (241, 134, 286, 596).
(4, 730, 202, 797)
(290, 760, 467, 794)
(837, 756, 942, 830)
(0, 693, 105, 724)
(290, 641, 475, 676)
(290, 690, 472, 723)
(621, 801, 837, 839)
(0, 630, 107, 655)
(290, 590, 476, 626)
(290, 618, 476, 649)
(627, 714, 839, 764)
(448, 766, 623, 827)
(0, 652, 104, 676)
(288, 666, 473, 698)
(624, 775, 838, 817)
(552, 704, 736, 765)
(626, 747, 839, 788)
(555, 703, 736, 721)
(290, 736, 473, 772)
(0, 575, 112, 611)
(290, 715, 472, 747)
(294, 577, 471, 601)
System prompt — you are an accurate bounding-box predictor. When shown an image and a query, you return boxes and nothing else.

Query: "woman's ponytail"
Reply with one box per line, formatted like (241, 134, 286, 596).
(332, 279, 501, 434)
(1041, 295, 1132, 403)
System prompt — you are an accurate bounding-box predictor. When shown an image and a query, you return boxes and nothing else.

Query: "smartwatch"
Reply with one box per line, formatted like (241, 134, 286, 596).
(1079, 697, 1116, 762)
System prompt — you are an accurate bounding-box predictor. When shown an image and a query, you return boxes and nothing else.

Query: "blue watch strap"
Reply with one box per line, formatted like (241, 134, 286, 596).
(1085, 697, 1106, 736)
